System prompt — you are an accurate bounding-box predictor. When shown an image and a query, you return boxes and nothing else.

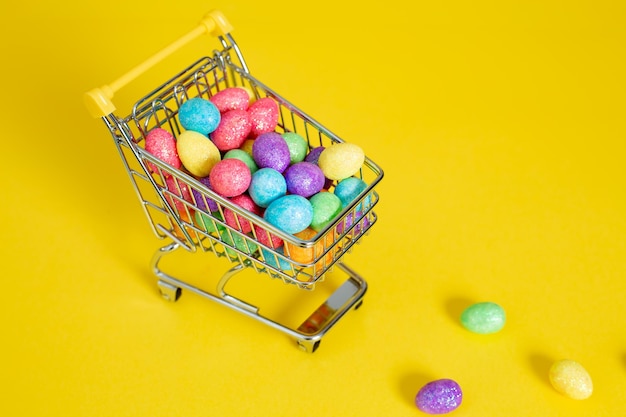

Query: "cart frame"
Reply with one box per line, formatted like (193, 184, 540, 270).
(85, 10, 384, 352)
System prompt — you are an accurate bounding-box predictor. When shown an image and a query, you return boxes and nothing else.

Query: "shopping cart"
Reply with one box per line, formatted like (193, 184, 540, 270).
(84, 10, 384, 352)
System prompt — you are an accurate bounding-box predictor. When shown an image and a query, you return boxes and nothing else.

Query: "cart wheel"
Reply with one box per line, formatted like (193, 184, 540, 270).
(158, 280, 182, 302)
(297, 339, 321, 353)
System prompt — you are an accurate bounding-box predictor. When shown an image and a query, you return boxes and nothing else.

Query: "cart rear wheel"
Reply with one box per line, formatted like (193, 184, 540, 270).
(158, 280, 182, 302)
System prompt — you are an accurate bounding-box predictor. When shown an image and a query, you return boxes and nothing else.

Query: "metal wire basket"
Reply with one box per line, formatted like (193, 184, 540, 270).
(85, 10, 384, 352)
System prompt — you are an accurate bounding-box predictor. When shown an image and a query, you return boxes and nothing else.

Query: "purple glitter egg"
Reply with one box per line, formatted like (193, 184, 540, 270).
(415, 379, 463, 414)
(192, 176, 219, 212)
(284, 162, 325, 198)
(335, 211, 370, 235)
(252, 132, 291, 173)
(304, 146, 325, 164)
(304, 146, 334, 189)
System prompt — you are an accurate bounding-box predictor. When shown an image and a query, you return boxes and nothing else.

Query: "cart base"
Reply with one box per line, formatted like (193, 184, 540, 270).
(151, 242, 367, 353)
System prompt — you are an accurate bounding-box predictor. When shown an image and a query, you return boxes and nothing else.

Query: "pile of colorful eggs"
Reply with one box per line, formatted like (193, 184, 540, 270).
(143, 87, 370, 268)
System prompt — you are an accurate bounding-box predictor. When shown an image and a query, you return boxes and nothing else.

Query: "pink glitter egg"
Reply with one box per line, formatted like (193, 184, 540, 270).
(210, 87, 250, 113)
(253, 224, 284, 249)
(210, 109, 252, 151)
(415, 379, 463, 414)
(223, 193, 262, 233)
(145, 128, 181, 174)
(247, 97, 279, 137)
(165, 176, 193, 214)
(252, 132, 291, 173)
(209, 158, 252, 198)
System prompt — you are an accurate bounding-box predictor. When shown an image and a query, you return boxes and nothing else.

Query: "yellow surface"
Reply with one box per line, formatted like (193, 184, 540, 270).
(2, 0, 625, 415)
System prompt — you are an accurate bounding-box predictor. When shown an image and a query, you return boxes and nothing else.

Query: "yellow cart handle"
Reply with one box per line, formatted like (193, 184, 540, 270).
(84, 10, 233, 118)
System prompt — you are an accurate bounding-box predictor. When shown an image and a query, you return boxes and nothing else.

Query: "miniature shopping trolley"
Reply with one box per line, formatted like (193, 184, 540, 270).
(84, 10, 383, 352)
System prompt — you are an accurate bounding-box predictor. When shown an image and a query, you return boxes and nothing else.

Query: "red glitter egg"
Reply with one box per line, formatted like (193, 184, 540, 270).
(209, 158, 252, 198)
(223, 193, 262, 233)
(253, 224, 284, 249)
(210, 109, 252, 151)
(247, 97, 279, 137)
(145, 127, 181, 174)
(165, 176, 193, 214)
(210, 87, 250, 113)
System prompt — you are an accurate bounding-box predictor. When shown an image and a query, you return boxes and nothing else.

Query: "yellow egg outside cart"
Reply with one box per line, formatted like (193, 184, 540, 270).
(549, 359, 593, 400)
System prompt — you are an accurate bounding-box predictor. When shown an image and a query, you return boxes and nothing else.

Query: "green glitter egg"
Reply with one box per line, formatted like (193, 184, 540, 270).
(460, 302, 506, 334)
(309, 191, 343, 232)
(282, 132, 308, 164)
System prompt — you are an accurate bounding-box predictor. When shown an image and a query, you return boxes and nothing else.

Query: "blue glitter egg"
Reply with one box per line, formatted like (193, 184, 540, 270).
(178, 97, 221, 135)
(248, 168, 287, 208)
(261, 247, 291, 271)
(264, 195, 313, 234)
(333, 177, 369, 209)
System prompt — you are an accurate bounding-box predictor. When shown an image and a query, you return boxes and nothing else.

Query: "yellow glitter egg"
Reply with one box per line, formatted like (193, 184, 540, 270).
(549, 359, 593, 400)
(237, 86, 256, 105)
(176, 130, 221, 177)
(239, 139, 255, 156)
(318, 143, 365, 181)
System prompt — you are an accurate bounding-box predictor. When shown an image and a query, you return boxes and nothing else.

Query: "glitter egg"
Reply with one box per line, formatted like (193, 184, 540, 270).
(304, 146, 334, 189)
(210, 87, 250, 113)
(336, 211, 370, 235)
(549, 359, 593, 400)
(460, 302, 506, 334)
(333, 177, 368, 208)
(264, 195, 313, 234)
(191, 176, 219, 212)
(284, 162, 325, 198)
(248, 167, 287, 208)
(178, 97, 221, 135)
(209, 109, 251, 151)
(285, 227, 335, 266)
(261, 246, 291, 271)
(304, 146, 325, 164)
(318, 143, 365, 181)
(415, 379, 463, 414)
(220, 228, 258, 259)
(252, 132, 291, 173)
(247, 97, 279, 137)
(165, 176, 193, 214)
(209, 158, 251, 198)
(282, 132, 308, 164)
(223, 149, 258, 174)
(176, 130, 221, 177)
(194, 211, 224, 235)
(223, 193, 262, 233)
(144, 127, 181, 173)
(253, 224, 284, 250)
(239, 139, 255, 156)
(309, 191, 343, 232)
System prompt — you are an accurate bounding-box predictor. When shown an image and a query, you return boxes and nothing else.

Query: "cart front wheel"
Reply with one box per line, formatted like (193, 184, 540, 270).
(158, 280, 182, 302)
(297, 339, 321, 353)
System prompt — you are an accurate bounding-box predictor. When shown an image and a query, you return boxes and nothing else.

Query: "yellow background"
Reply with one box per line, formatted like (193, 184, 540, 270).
(2, 0, 625, 415)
